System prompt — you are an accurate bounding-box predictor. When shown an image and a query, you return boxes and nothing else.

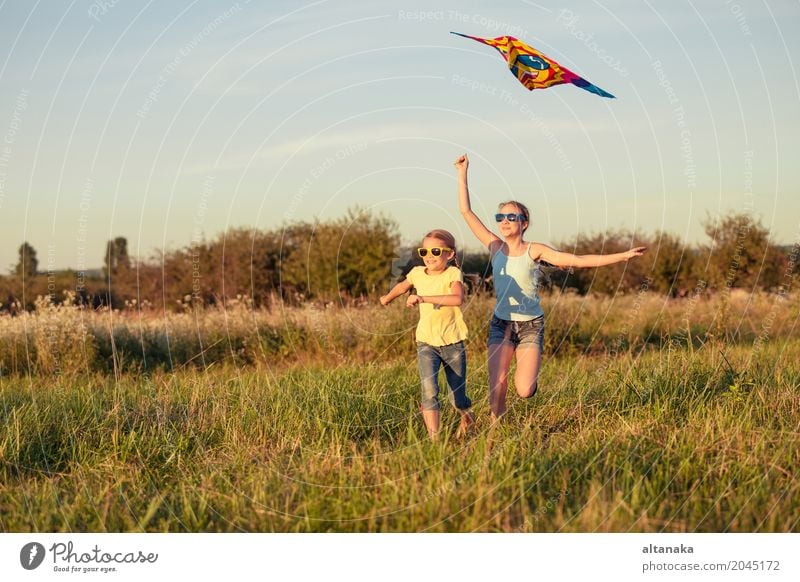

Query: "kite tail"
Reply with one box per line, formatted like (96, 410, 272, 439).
(450, 31, 498, 47)
(571, 78, 615, 99)
(450, 31, 483, 42)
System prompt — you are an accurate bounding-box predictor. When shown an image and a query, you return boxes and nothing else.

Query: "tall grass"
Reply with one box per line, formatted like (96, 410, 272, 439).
(1, 290, 797, 375)
(1, 336, 798, 532)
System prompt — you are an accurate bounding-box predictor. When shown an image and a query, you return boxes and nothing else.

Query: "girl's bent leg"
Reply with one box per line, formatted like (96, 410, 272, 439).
(514, 346, 542, 398)
(488, 342, 515, 420)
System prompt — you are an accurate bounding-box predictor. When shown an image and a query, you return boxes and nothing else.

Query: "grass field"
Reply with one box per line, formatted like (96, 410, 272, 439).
(1, 292, 798, 532)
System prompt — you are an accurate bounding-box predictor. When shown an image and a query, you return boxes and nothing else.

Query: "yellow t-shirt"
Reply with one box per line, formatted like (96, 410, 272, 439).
(405, 265, 468, 346)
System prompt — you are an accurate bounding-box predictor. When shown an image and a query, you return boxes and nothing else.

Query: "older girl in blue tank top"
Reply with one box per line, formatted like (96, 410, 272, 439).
(455, 154, 647, 421)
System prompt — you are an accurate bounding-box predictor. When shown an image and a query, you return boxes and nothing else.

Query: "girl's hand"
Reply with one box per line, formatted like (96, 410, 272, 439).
(406, 294, 423, 307)
(625, 246, 647, 260)
(379, 294, 391, 306)
(453, 154, 469, 173)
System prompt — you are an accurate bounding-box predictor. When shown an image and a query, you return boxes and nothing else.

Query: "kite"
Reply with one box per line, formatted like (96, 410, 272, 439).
(451, 32, 615, 99)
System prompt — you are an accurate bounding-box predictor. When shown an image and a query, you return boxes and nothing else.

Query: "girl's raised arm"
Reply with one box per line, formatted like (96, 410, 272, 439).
(455, 154, 502, 253)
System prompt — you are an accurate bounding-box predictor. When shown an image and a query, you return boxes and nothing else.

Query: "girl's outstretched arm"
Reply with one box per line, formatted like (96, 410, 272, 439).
(531, 243, 647, 269)
(455, 154, 502, 253)
(380, 279, 413, 305)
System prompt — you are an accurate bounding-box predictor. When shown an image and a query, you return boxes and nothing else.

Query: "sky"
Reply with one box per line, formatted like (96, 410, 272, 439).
(0, 0, 799, 271)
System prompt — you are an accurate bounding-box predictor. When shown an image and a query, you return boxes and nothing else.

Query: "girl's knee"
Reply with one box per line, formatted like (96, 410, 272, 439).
(517, 381, 538, 399)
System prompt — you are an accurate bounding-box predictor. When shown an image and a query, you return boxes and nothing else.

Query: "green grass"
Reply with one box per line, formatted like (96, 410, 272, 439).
(1, 339, 798, 532)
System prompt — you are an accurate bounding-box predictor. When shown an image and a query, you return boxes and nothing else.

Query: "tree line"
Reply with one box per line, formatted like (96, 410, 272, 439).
(0, 208, 793, 312)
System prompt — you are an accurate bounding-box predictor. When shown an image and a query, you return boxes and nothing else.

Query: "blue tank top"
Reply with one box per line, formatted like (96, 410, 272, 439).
(491, 243, 544, 321)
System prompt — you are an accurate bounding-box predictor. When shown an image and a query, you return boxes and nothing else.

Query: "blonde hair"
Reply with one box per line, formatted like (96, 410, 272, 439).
(497, 200, 530, 233)
(422, 229, 460, 268)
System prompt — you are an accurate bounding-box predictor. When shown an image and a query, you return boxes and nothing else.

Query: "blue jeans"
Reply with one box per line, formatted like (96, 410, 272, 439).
(487, 314, 545, 351)
(416, 341, 471, 411)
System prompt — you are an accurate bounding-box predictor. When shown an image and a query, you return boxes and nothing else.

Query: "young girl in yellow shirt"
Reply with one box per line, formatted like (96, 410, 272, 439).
(380, 229, 474, 439)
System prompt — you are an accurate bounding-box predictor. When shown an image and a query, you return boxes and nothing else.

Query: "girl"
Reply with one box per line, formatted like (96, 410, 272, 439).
(380, 229, 474, 439)
(454, 153, 646, 421)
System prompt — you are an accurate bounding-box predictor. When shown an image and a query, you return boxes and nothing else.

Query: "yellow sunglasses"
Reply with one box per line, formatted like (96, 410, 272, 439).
(417, 247, 453, 258)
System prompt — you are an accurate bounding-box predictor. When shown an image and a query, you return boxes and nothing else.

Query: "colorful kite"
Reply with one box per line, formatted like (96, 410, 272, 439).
(452, 32, 615, 99)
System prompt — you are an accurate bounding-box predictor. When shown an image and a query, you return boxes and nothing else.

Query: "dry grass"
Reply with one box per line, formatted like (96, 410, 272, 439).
(1, 289, 796, 376)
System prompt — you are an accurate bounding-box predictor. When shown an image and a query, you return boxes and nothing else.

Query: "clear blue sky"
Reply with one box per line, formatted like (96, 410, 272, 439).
(1, 0, 798, 271)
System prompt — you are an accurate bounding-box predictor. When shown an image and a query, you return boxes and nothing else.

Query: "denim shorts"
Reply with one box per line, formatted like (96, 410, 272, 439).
(488, 314, 545, 350)
(416, 341, 471, 412)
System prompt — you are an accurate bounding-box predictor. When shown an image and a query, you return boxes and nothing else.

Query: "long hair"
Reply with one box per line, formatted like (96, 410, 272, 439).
(422, 229, 460, 268)
(497, 200, 530, 233)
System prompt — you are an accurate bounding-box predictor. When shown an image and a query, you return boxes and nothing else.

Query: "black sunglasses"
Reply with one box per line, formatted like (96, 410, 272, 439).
(495, 213, 527, 223)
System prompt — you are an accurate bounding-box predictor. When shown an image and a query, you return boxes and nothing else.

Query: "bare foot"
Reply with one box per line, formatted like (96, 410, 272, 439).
(456, 410, 475, 438)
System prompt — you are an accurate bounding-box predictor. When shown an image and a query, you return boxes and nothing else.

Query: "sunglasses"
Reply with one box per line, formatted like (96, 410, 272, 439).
(417, 247, 453, 258)
(495, 213, 527, 222)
